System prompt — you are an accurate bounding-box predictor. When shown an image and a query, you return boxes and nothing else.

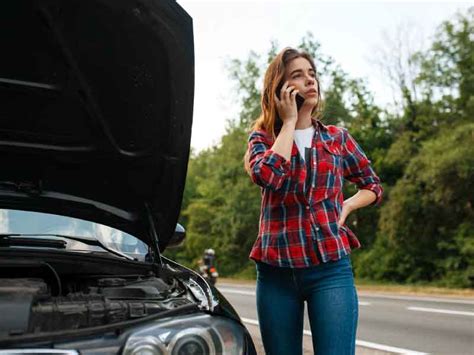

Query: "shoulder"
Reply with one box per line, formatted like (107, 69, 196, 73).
(318, 123, 362, 156)
(325, 124, 346, 135)
(319, 122, 348, 142)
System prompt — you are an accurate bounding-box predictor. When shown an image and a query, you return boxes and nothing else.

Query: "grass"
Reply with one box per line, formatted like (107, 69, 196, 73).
(354, 278, 474, 297)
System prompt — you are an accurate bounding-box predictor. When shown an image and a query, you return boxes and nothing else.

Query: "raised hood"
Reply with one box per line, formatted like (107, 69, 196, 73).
(0, 0, 194, 252)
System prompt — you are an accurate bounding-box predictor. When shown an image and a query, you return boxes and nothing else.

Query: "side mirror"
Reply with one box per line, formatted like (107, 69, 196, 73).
(167, 223, 186, 248)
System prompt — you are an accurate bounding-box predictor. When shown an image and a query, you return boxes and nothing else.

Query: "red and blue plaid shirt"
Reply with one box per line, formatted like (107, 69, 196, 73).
(247, 119, 383, 268)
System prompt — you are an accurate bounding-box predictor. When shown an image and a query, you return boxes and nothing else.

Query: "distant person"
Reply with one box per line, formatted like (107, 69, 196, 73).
(244, 47, 383, 355)
(203, 248, 215, 268)
(199, 248, 218, 285)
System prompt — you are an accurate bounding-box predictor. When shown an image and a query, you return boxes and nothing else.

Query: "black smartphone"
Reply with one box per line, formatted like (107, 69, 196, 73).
(295, 93, 305, 111)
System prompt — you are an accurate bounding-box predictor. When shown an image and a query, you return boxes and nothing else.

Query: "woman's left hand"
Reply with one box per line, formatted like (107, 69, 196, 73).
(337, 201, 354, 227)
(337, 190, 376, 227)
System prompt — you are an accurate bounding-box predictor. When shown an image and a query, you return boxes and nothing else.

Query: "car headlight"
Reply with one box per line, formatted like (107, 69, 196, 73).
(122, 314, 245, 355)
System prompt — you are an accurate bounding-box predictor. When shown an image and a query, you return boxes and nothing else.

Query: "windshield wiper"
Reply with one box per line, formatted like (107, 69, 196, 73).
(0, 235, 66, 249)
(0, 234, 135, 260)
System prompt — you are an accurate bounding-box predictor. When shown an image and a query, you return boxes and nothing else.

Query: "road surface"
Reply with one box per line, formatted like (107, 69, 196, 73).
(217, 282, 474, 355)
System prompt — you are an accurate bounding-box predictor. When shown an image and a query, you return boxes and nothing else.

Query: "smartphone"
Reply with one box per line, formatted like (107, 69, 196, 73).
(295, 93, 305, 111)
(276, 83, 306, 111)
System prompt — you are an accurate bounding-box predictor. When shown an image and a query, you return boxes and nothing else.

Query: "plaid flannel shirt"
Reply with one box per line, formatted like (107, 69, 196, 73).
(248, 119, 383, 268)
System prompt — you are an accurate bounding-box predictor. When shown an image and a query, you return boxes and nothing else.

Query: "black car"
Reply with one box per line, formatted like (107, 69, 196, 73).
(0, 1, 256, 354)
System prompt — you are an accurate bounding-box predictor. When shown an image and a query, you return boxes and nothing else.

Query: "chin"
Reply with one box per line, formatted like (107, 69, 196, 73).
(306, 97, 319, 106)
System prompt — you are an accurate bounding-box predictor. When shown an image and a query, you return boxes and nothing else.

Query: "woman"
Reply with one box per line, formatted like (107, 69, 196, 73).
(244, 47, 383, 355)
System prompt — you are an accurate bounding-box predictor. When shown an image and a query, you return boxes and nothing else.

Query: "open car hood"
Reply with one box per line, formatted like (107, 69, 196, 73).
(0, 0, 194, 252)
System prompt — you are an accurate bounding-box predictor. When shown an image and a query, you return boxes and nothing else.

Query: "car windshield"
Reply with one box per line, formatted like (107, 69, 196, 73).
(0, 209, 148, 261)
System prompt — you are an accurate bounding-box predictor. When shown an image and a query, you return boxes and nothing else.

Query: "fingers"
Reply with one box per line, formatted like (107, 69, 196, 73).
(291, 89, 299, 99)
(279, 81, 299, 103)
(338, 204, 352, 227)
(279, 81, 288, 101)
(284, 85, 295, 101)
(280, 81, 292, 101)
(275, 81, 300, 123)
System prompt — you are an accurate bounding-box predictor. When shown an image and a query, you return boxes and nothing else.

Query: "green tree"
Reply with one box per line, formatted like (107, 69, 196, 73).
(360, 123, 474, 286)
(358, 9, 474, 287)
(166, 8, 474, 288)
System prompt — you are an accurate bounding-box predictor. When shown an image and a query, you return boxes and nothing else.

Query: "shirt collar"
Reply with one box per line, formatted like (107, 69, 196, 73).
(311, 118, 328, 131)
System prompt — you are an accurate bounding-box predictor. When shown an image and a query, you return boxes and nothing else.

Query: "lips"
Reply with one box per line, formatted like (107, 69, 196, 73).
(306, 89, 318, 95)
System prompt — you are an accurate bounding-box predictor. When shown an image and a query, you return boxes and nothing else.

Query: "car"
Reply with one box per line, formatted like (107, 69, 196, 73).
(0, 0, 256, 354)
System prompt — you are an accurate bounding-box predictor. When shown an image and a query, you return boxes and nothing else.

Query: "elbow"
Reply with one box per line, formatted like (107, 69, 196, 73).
(365, 184, 383, 206)
(354, 181, 383, 206)
(250, 164, 288, 191)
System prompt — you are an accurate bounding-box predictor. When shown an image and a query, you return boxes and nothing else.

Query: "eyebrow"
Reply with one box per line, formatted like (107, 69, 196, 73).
(290, 68, 315, 76)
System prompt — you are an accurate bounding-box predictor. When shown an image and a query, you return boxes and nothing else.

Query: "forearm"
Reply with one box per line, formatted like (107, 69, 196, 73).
(344, 189, 377, 212)
(270, 122, 295, 161)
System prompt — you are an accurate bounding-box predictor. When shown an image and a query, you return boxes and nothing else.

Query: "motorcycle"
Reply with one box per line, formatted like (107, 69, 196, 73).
(199, 263, 219, 286)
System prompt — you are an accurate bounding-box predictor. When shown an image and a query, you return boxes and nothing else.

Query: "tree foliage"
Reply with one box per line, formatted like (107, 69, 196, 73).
(357, 9, 474, 287)
(165, 8, 474, 288)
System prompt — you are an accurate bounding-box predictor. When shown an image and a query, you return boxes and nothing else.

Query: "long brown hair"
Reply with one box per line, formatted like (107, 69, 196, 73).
(244, 47, 323, 173)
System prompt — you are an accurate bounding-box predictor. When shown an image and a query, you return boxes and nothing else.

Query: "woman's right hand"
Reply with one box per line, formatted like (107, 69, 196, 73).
(274, 81, 299, 126)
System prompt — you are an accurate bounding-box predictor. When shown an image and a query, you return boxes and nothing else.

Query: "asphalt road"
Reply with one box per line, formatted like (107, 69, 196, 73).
(216, 282, 474, 355)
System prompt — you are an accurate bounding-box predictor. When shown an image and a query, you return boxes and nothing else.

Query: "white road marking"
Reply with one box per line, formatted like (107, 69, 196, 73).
(241, 317, 259, 326)
(355, 340, 429, 355)
(358, 293, 474, 305)
(219, 287, 255, 296)
(219, 285, 474, 305)
(407, 306, 474, 317)
(220, 287, 371, 306)
(240, 317, 428, 355)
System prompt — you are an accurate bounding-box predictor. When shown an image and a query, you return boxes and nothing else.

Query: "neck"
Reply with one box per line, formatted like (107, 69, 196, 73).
(295, 105, 313, 129)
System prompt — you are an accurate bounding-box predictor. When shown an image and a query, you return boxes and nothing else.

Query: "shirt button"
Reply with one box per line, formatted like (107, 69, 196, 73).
(316, 226, 320, 231)
(306, 206, 310, 210)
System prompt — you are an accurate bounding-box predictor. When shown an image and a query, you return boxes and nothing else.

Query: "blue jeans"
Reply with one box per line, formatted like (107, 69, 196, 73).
(256, 255, 358, 355)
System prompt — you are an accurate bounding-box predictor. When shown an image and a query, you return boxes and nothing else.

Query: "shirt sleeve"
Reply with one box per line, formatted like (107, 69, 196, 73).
(247, 130, 291, 191)
(341, 128, 383, 205)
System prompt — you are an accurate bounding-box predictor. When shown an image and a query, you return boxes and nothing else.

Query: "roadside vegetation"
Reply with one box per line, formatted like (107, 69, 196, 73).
(165, 8, 474, 289)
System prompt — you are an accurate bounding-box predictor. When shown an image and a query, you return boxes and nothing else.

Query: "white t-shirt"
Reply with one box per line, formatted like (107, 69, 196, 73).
(294, 126, 315, 161)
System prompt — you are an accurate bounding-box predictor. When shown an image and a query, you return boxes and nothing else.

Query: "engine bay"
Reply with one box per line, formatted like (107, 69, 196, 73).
(0, 258, 197, 338)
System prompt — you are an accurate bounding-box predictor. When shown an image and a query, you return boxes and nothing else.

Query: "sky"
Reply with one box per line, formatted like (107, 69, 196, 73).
(175, 0, 472, 152)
